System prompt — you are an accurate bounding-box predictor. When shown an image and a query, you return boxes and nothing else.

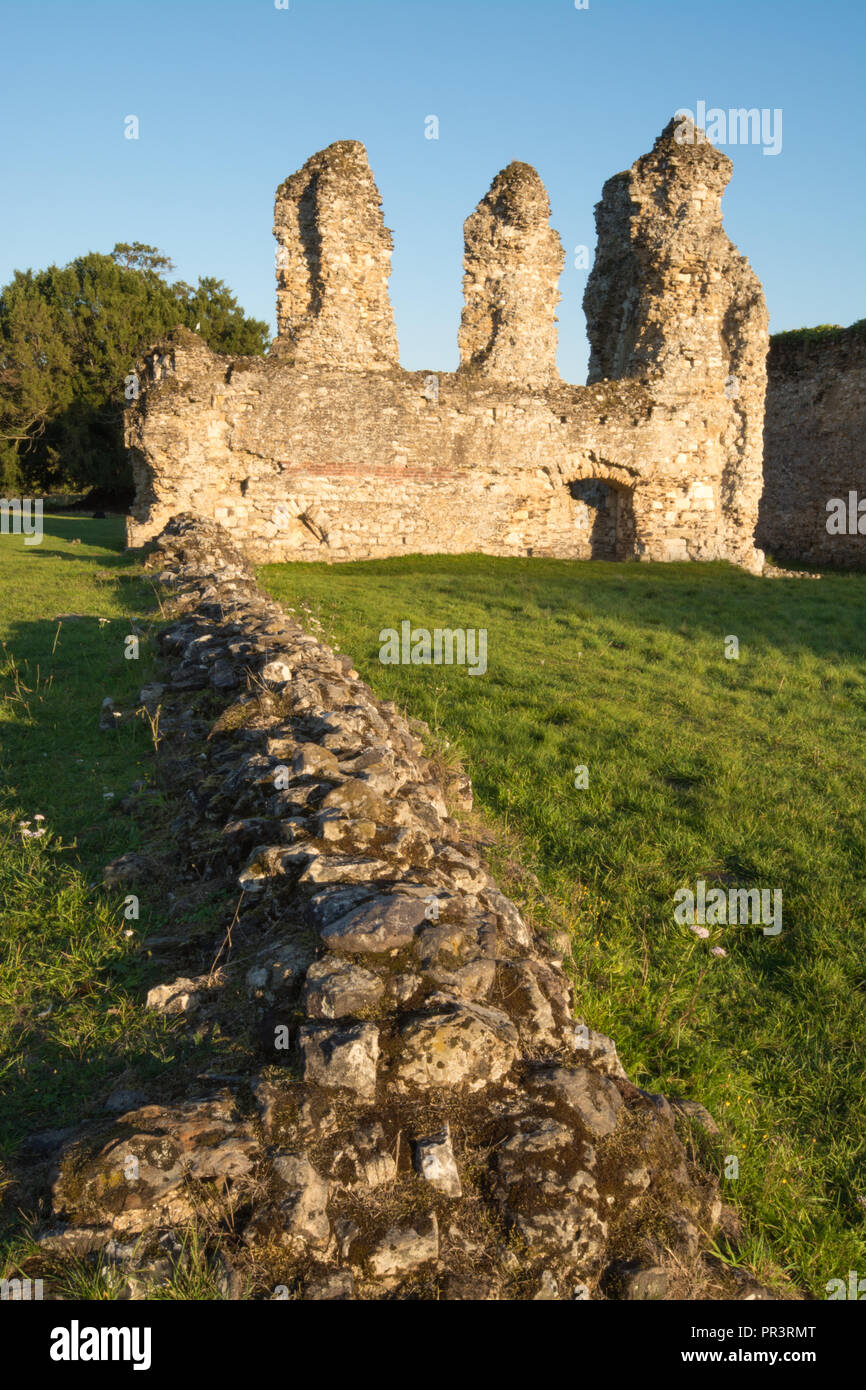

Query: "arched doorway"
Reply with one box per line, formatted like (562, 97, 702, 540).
(568, 478, 636, 559)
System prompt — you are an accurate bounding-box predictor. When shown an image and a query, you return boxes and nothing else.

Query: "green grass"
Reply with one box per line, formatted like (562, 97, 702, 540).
(0, 516, 177, 1177)
(2, 517, 863, 1299)
(771, 317, 866, 346)
(0, 517, 253, 1296)
(259, 552, 866, 1296)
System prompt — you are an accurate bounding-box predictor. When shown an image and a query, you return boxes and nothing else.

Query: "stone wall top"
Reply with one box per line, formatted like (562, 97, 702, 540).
(458, 160, 564, 387)
(273, 139, 399, 370)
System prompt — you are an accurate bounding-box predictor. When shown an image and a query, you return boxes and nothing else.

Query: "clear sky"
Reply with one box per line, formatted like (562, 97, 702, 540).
(1, 0, 864, 381)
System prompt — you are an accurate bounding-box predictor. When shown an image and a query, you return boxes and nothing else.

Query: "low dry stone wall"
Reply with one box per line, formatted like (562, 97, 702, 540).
(37, 516, 764, 1300)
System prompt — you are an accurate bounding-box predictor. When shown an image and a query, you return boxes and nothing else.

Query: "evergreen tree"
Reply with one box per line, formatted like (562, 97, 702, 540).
(0, 245, 269, 499)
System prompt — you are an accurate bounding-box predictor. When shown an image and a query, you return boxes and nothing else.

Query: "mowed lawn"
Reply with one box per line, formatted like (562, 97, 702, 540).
(260, 552, 866, 1296)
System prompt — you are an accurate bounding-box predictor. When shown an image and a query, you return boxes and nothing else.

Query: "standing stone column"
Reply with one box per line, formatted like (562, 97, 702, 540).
(583, 117, 769, 571)
(273, 140, 399, 370)
(458, 161, 563, 388)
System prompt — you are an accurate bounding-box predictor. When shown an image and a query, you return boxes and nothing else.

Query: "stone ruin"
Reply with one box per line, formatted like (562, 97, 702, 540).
(759, 325, 866, 568)
(125, 117, 770, 573)
(20, 515, 774, 1301)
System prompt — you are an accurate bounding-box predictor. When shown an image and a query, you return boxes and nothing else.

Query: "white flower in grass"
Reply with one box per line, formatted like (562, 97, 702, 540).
(19, 821, 47, 839)
(711, 946, 727, 957)
(689, 924, 710, 939)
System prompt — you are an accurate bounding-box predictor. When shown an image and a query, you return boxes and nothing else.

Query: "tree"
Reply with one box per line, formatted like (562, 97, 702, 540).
(111, 243, 175, 277)
(180, 277, 271, 357)
(0, 247, 270, 499)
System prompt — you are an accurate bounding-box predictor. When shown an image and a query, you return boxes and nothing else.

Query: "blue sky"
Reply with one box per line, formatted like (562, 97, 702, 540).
(1, 0, 864, 381)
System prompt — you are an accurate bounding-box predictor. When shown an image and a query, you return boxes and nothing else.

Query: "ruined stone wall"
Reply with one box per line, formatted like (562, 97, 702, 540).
(458, 161, 564, 388)
(39, 515, 764, 1301)
(125, 120, 769, 574)
(583, 117, 769, 572)
(273, 140, 399, 370)
(758, 328, 866, 568)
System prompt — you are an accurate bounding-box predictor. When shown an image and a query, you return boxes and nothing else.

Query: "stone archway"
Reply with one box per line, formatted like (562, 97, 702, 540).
(568, 477, 637, 560)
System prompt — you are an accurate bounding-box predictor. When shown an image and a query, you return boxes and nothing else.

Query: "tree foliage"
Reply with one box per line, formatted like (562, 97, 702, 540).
(0, 245, 270, 499)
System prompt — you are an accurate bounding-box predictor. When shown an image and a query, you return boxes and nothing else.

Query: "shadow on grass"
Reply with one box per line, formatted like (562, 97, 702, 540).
(259, 550, 866, 668)
(35, 513, 130, 551)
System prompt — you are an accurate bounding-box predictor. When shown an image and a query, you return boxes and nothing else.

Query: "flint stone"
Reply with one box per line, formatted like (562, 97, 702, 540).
(237, 845, 295, 891)
(330, 1122, 397, 1190)
(292, 743, 340, 778)
(38, 1225, 112, 1256)
(481, 888, 533, 950)
(414, 1124, 462, 1197)
(303, 958, 384, 1019)
(639, 1090, 676, 1124)
(620, 1264, 670, 1300)
(247, 937, 316, 994)
(298, 853, 389, 886)
(367, 1212, 439, 1279)
(317, 813, 377, 850)
(495, 1122, 607, 1264)
(304, 1269, 355, 1300)
(261, 658, 293, 684)
(320, 895, 428, 953)
(210, 658, 240, 690)
(138, 682, 165, 706)
(396, 999, 518, 1092)
(533, 1269, 560, 1300)
(104, 1088, 149, 1114)
(320, 778, 387, 821)
(435, 957, 496, 1001)
(299, 1022, 379, 1098)
(145, 977, 203, 1015)
(271, 1153, 330, 1247)
(52, 1100, 258, 1233)
(530, 1065, 624, 1139)
(102, 852, 151, 887)
(573, 1024, 629, 1080)
(497, 959, 560, 1048)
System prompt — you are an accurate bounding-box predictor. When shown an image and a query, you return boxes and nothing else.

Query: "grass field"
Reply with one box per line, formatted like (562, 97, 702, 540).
(0, 518, 175, 1186)
(259, 551, 866, 1296)
(1, 517, 863, 1299)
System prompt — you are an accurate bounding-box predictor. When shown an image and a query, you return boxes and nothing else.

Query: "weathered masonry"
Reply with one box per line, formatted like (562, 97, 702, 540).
(759, 326, 866, 569)
(126, 118, 770, 573)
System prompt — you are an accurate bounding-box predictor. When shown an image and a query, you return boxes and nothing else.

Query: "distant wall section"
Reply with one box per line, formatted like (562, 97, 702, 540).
(759, 327, 866, 568)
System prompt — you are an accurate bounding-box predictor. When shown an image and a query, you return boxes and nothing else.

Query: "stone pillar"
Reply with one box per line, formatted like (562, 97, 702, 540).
(583, 117, 769, 571)
(273, 140, 399, 370)
(458, 161, 563, 388)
